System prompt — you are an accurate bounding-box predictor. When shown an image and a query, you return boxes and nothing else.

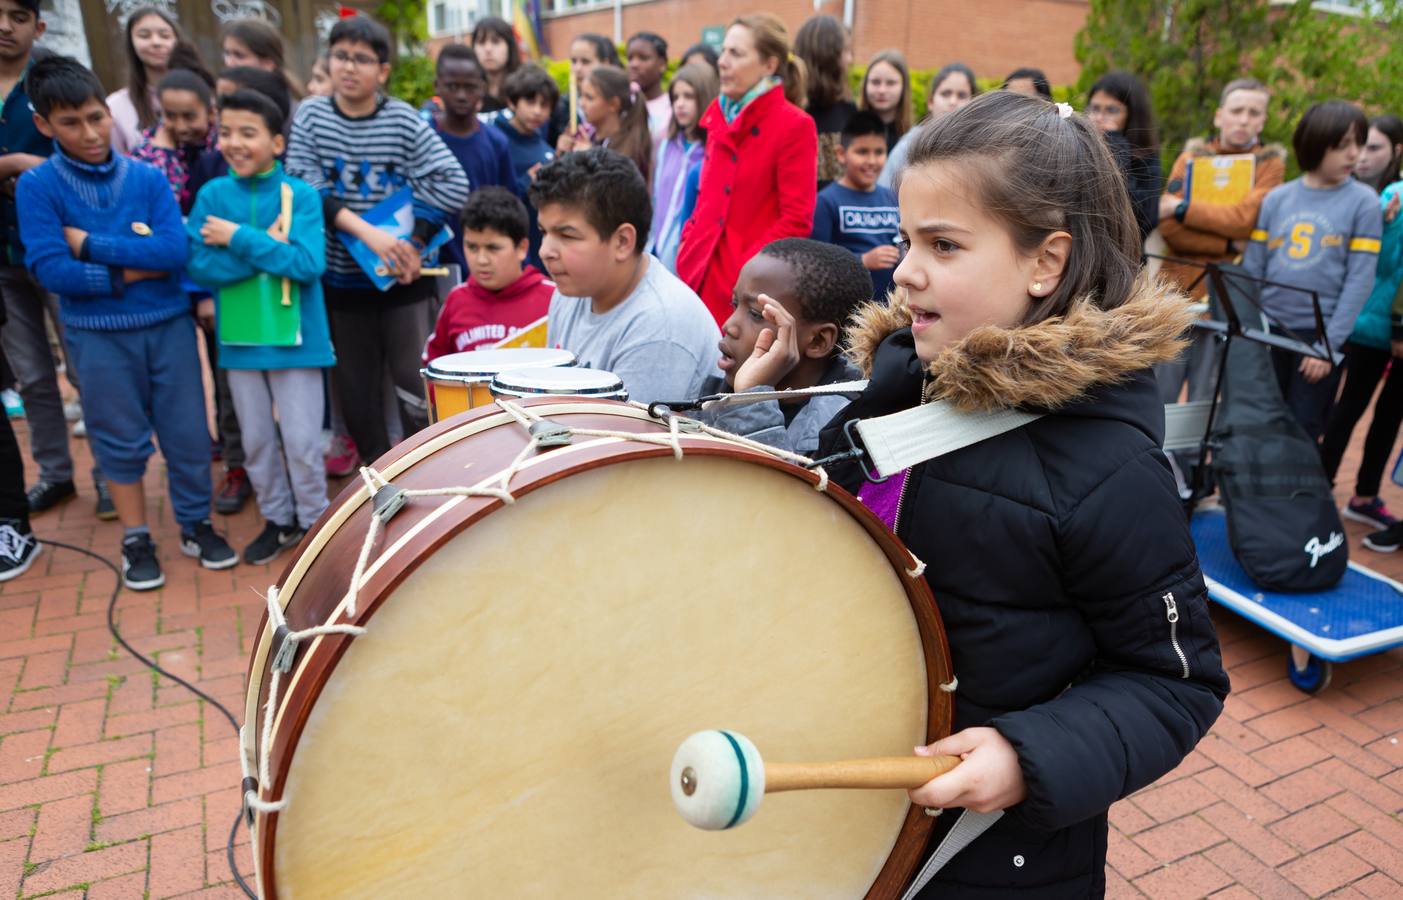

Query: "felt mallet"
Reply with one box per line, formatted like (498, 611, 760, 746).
(670, 730, 961, 830)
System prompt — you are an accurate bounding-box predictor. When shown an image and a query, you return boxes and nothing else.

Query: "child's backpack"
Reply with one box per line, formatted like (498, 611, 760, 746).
(1207, 267, 1348, 592)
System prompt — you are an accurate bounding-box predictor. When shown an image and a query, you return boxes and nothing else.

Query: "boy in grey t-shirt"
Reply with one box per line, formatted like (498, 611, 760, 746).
(1243, 100, 1382, 438)
(532, 148, 719, 405)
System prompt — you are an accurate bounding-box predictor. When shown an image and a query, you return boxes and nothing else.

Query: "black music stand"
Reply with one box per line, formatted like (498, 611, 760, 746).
(1146, 254, 1336, 504)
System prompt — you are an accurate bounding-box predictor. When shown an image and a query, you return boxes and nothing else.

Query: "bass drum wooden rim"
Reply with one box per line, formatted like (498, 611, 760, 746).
(244, 399, 955, 899)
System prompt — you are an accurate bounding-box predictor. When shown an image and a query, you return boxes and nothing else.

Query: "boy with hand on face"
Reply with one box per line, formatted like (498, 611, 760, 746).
(535, 148, 718, 406)
(429, 44, 514, 276)
(18, 56, 237, 589)
(698, 238, 868, 455)
(423, 187, 555, 359)
(285, 16, 469, 461)
(1156, 78, 1286, 404)
(811, 111, 901, 301)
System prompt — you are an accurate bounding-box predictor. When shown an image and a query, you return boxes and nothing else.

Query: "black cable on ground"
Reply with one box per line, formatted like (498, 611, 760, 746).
(39, 538, 259, 899)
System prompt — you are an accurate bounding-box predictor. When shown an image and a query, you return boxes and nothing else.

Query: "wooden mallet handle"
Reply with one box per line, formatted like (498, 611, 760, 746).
(766, 755, 961, 793)
(671, 731, 964, 830)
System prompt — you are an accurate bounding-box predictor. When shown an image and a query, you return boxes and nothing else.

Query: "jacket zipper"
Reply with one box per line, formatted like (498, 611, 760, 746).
(1163, 592, 1190, 679)
(891, 381, 930, 536)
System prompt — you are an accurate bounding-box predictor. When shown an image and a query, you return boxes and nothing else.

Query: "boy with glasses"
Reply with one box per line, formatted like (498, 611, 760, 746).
(285, 16, 469, 461)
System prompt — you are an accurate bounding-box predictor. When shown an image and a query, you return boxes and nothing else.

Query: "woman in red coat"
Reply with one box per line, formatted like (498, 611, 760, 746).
(676, 14, 818, 324)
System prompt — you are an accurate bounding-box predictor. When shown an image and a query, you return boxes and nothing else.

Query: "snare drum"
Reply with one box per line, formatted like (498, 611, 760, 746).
(420, 348, 576, 421)
(490, 366, 629, 402)
(243, 400, 953, 898)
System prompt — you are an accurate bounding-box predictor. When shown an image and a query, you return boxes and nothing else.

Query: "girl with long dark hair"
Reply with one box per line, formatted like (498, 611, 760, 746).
(108, 6, 181, 154)
(1087, 70, 1162, 241)
(472, 16, 520, 113)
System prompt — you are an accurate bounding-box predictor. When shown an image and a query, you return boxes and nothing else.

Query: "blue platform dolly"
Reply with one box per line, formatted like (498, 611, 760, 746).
(1191, 507, 1403, 693)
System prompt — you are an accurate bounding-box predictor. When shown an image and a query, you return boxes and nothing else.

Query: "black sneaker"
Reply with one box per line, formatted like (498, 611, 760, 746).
(214, 468, 252, 515)
(1343, 497, 1397, 530)
(0, 520, 40, 582)
(1363, 522, 1403, 553)
(94, 481, 116, 521)
(27, 479, 75, 513)
(179, 520, 238, 570)
(121, 532, 164, 591)
(243, 521, 304, 565)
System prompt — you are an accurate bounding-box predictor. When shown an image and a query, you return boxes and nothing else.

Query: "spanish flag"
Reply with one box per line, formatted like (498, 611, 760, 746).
(513, 0, 546, 60)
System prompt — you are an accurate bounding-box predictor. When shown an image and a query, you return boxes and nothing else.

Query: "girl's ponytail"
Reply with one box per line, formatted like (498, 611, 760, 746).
(589, 66, 654, 183)
(782, 54, 807, 108)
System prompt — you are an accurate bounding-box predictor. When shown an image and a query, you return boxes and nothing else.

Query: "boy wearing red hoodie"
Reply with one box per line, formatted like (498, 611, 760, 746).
(423, 187, 555, 359)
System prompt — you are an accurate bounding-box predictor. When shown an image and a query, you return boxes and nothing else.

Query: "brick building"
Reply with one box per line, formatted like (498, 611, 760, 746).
(430, 0, 1089, 86)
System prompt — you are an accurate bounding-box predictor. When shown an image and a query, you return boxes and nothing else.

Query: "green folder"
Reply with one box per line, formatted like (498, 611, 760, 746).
(217, 273, 301, 347)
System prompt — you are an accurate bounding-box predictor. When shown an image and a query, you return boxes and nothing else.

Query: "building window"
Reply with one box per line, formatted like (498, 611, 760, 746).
(431, 0, 475, 37)
(541, 0, 660, 17)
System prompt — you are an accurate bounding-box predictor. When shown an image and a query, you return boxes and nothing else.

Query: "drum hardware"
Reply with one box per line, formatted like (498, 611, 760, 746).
(805, 419, 882, 480)
(529, 419, 574, 448)
(241, 776, 259, 827)
(269, 624, 298, 672)
(371, 483, 410, 524)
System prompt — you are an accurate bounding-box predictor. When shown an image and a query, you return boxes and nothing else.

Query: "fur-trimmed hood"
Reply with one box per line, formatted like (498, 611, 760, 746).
(844, 278, 1196, 413)
(1183, 136, 1287, 162)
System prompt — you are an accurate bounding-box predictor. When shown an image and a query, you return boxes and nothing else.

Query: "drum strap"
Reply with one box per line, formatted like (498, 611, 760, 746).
(900, 809, 1005, 899)
(678, 382, 1043, 479)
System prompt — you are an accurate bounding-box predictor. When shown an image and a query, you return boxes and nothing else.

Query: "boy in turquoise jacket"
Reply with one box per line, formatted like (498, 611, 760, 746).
(186, 89, 336, 566)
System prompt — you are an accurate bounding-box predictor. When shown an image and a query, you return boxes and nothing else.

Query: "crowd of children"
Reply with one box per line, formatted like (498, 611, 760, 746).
(20, 2, 1403, 891)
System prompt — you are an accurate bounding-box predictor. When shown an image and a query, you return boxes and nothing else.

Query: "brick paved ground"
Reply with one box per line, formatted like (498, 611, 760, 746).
(1, 391, 1402, 898)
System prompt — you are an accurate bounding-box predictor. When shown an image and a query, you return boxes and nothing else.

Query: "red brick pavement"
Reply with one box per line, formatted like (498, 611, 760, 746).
(1, 397, 1402, 898)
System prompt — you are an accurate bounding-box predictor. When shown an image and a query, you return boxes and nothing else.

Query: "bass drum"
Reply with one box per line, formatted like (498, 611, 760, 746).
(242, 399, 953, 898)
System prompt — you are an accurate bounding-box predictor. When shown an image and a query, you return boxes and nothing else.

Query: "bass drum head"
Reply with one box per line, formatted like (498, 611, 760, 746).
(271, 454, 930, 898)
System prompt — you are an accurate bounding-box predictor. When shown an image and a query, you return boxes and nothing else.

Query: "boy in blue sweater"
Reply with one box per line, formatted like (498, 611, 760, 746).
(429, 45, 515, 277)
(811, 112, 901, 301)
(17, 57, 235, 589)
(496, 64, 558, 268)
(1243, 100, 1383, 439)
(187, 90, 335, 567)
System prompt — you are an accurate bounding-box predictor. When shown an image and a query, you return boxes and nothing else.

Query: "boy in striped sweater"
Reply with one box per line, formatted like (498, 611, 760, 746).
(285, 16, 469, 460)
(18, 57, 236, 590)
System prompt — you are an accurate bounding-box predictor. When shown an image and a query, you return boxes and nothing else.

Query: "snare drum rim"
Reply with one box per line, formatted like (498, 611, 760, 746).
(248, 399, 953, 900)
(489, 380, 629, 400)
(489, 367, 627, 399)
(422, 348, 577, 382)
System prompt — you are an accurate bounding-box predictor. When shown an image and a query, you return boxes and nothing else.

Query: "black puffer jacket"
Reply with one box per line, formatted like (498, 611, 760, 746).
(818, 283, 1230, 898)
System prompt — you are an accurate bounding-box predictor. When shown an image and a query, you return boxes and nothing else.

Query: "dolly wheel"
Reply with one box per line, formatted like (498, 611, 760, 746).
(1287, 646, 1332, 694)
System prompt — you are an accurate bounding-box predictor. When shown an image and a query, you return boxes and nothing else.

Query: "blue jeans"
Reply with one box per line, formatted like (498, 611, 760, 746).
(64, 315, 212, 528)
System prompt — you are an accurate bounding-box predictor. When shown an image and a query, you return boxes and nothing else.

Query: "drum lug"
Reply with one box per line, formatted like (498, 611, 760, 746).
(241, 776, 259, 827)
(373, 483, 410, 524)
(529, 419, 574, 448)
(270, 623, 298, 673)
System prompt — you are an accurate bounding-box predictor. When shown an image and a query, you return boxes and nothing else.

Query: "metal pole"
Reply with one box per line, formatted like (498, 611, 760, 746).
(614, 0, 622, 43)
(843, 0, 854, 27)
